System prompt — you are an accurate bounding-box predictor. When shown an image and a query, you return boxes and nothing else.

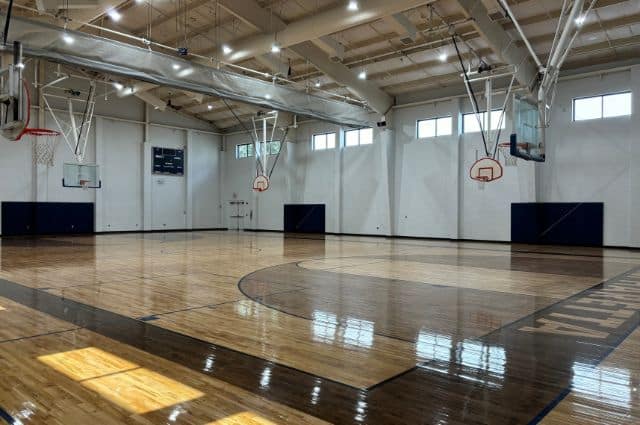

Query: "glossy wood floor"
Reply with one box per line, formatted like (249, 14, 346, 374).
(0, 231, 638, 424)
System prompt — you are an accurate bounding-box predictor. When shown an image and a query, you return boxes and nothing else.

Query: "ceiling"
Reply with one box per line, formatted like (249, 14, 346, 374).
(10, 0, 640, 130)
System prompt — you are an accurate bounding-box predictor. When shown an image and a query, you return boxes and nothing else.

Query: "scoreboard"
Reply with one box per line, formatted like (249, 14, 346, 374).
(153, 147, 184, 176)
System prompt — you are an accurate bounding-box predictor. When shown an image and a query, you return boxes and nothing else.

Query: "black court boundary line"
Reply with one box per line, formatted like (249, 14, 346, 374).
(240, 257, 640, 417)
(242, 229, 640, 261)
(237, 275, 422, 390)
(480, 264, 640, 343)
(237, 258, 581, 390)
(514, 266, 640, 425)
(6, 229, 640, 261)
(243, 228, 640, 257)
(0, 327, 79, 345)
(0, 277, 362, 392)
(2, 242, 639, 423)
(0, 406, 14, 424)
(241, 260, 557, 348)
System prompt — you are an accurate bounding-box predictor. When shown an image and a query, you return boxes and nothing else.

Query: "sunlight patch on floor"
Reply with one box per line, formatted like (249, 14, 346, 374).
(38, 347, 203, 414)
(206, 412, 279, 425)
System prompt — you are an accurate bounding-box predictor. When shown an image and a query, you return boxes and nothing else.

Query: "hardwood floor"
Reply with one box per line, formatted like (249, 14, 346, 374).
(0, 231, 638, 424)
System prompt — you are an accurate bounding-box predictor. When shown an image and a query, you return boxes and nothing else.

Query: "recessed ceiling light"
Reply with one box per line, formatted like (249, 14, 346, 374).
(347, 1, 358, 11)
(107, 9, 121, 22)
(358, 70, 367, 80)
(222, 45, 232, 55)
(62, 33, 74, 44)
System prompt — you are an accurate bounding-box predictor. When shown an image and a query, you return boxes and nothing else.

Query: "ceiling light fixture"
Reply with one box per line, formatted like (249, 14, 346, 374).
(113, 82, 124, 90)
(222, 44, 232, 55)
(62, 33, 74, 44)
(347, 1, 358, 11)
(265, 94, 272, 100)
(358, 70, 367, 80)
(172, 63, 181, 70)
(207, 104, 213, 110)
(107, 9, 121, 22)
(439, 52, 447, 62)
(315, 81, 321, 88)
(271, 43, 281, 53)
(575, 15, 586, 26)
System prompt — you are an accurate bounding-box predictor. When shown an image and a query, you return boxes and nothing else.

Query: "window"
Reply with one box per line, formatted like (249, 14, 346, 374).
(235, 143, 254, 159)
(235, 141, 280, 159)
(573, 92, 632, 121)
(417, 116, 453, 138)
(312, 132, 337, 150)
(266, 141, 281, 155)
(462, 110, 506, 133)
(344, 128, 373, 147)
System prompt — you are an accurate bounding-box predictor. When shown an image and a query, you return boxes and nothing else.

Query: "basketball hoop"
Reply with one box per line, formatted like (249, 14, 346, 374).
(470, 157, 503, 184)
(497, 142, 517, 167)
(24, 128, 61, 167)
(253, 174, 270, 192)
(498, 141, 534, 166)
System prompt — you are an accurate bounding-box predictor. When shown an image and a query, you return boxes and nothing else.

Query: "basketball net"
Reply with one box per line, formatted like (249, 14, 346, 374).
(29, 129, 61, 167)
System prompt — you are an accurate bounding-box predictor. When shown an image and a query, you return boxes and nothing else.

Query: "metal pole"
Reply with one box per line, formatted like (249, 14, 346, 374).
(497, 0, 543, 70)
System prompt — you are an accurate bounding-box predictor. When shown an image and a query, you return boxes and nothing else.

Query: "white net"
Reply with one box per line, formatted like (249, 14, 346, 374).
(499, 145, 518, 167)
(29, 130, 60, 167)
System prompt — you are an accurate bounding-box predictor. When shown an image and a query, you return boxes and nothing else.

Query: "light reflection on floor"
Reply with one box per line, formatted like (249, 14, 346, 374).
(38, 347, 204, 414)
(205, 412, 278, 424)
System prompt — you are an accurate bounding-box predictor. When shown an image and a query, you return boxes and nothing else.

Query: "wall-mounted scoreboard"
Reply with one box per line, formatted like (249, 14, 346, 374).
(153, 147, 184, 176)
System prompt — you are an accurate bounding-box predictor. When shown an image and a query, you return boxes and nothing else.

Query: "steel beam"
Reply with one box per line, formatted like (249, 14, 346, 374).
(218, 0, 393, 114)
(455, 0, 540, 93)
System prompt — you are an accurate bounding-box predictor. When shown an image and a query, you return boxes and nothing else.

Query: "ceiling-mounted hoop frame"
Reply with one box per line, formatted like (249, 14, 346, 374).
(41, 75, 97, 164)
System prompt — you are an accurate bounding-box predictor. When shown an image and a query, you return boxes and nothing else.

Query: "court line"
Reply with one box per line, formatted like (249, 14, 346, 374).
(0, 327, 80, 345)
(0, 406, 14, 424)
(0, 277, 364, 393)
(244, 231, 640, 261)
(242, 257, 640, 421)
(513, 265, 640, 424)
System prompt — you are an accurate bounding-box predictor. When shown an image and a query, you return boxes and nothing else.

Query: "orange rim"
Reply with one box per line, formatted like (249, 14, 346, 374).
(22, 128, 61, 137)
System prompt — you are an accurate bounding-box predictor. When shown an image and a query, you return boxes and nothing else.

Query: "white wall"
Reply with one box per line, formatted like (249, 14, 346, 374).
(0, 73, 223, 234)
(222, 65, 640, 247)
(2, 64, 638, 247)
(542, 68, 640, 246)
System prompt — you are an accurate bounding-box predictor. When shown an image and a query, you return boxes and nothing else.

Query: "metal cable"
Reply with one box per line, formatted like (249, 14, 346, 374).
(452, 35, 489, 157)
(268, 127, 289, 179)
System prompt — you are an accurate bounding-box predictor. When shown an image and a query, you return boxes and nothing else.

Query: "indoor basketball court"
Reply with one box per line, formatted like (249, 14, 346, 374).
(0, 1, 638, 424)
